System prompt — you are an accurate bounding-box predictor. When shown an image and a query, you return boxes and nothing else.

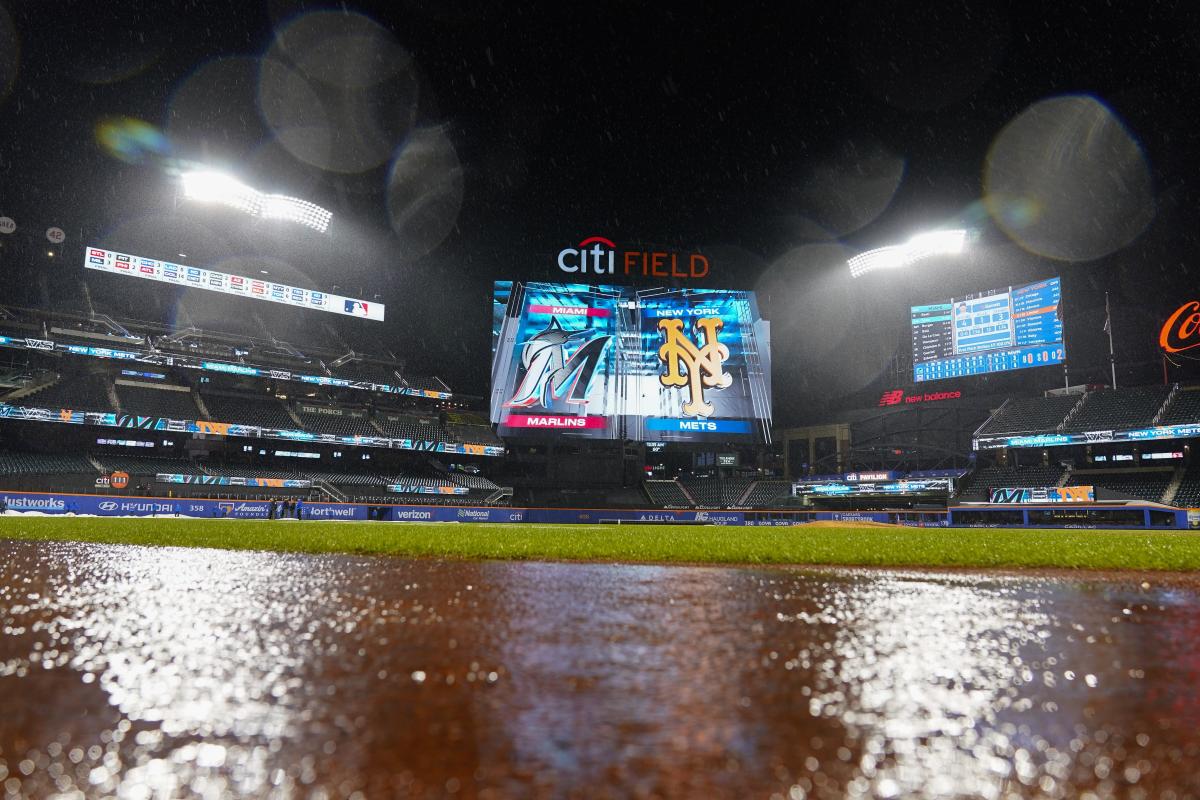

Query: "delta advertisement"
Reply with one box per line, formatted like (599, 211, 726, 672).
(490, 282, 772, 442)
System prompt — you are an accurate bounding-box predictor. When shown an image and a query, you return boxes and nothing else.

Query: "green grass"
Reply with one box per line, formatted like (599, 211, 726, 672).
(2, 515, 1199, 570)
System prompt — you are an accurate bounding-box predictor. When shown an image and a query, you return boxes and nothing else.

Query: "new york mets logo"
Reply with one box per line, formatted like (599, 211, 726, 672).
(657, 317, 731, 418)
(505, 318, 611, 409)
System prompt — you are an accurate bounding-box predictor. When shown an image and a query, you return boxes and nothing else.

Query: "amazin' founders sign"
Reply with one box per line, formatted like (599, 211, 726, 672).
(557, 235, 710, 279)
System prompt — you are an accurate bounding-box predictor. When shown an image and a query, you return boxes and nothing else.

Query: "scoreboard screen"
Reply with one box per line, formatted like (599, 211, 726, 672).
(491, 282, 772, 442)
(911, 277, 1064, 382)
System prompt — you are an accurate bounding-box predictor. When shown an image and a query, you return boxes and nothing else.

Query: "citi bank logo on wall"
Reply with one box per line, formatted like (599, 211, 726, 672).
(557, 236, 710, 279)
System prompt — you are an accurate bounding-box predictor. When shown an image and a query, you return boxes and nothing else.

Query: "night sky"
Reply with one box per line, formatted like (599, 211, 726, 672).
(2, 0, 1199, 423)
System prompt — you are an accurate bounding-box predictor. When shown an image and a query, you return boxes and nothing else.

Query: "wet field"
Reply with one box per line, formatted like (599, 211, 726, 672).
(1, 539, 1198, 799)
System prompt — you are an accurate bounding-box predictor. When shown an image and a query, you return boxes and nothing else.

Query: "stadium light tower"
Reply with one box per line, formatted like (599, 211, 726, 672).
(179, 170, 332, 234)
(847, 229, 970, 278)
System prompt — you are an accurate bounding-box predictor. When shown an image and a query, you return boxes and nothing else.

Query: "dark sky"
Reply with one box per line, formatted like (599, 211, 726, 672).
(2, 0, 1199, 422)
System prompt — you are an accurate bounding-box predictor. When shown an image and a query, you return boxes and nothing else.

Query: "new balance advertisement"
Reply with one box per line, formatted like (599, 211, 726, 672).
(490, 282, 772, 442)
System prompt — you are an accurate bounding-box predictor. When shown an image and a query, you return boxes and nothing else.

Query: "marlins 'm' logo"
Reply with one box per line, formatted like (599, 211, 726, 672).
(505, 318, 611, 409)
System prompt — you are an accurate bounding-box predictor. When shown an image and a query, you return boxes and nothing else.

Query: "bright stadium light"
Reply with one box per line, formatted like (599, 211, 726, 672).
(848, 228, 970, 278)
(180, 170, 332, 234)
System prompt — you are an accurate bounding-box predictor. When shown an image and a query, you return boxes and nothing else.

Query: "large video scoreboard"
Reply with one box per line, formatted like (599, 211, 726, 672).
(490, 282, 772, 442)
(911, 277, 1064, 382)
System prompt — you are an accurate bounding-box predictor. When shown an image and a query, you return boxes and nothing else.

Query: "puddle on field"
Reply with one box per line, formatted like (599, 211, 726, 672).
(1, 539, 1199, 798)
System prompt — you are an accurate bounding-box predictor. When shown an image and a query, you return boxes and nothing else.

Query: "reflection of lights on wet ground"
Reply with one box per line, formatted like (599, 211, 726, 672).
(2, 543, 1199, 798)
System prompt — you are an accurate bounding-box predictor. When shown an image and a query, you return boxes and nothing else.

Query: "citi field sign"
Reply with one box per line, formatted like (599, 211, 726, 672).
(557, 235, 710, 279)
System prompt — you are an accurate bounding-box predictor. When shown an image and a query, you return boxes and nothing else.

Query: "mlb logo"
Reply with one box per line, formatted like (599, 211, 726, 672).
(344, 300, 370, 317)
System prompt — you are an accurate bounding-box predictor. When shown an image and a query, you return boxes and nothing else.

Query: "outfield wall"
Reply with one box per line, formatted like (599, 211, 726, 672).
(0, 490, 949, 526)
(0, 491, 1189, 528)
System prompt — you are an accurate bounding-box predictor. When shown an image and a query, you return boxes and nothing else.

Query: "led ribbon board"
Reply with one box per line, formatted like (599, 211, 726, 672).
(85, 246, 385, 322)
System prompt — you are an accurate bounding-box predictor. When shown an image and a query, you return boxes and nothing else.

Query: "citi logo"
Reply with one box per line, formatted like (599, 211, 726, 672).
(557, 236, 710, 279)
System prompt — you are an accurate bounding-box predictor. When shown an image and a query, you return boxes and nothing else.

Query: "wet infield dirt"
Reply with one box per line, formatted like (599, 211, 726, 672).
(2, 539, 1199, 799)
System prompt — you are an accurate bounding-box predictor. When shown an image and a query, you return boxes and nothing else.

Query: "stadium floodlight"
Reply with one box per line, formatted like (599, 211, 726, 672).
(848, 228, 969, 278)
(180, 170, 332, 234)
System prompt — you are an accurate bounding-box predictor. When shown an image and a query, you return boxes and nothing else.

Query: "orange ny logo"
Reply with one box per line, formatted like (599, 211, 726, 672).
(657, 317, 731, 418)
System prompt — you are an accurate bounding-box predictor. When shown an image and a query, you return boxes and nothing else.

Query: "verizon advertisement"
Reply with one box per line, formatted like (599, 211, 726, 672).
(85, 246, 385, 322)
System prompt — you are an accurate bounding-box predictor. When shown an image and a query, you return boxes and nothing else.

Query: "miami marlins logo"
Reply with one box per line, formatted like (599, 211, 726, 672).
(505, 318, 612, 409)
(657, 317, 731, 418)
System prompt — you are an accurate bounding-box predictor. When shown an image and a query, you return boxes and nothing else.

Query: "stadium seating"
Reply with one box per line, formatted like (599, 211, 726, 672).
(643, 480, 692, 507)
(680, 477, 754, 508)
(974, 395, 1080, 435)
(446, 472, 500, 491)
(742, 480, 793, 507)
(22, 373, 114, 412)
(0, 451, 99, 475)
(199, 464, 308, 480)
(1172, 465, 1200, 508)
(955, 464, 1066, 501)
(303, 469, 388, 487)
(293, 405, 380, 437)
(448, 423, 504, 446)
(202, 394, 297, 430)
(331, 362, 400, 385)
(374, 411, 451, 442)
(93, 454, 201, 476)
(115, 383, 201, 420)
(1067, 470, 1172, 503)
(402, 375, 448, 393)
(1158, 388, 1200, 426)
(1061, 386, 1171, 433)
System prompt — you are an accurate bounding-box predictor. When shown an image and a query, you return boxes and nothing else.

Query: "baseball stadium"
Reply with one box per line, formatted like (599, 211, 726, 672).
(2, 3, 1200, 798)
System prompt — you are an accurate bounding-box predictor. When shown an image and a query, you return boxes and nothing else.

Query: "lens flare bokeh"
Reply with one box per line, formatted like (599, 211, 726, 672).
(795, 138, 906, 238)
(95, 117, 171, 165)
(984, 94, 1155, 263)
(386, 127, 465, 260)
(258, 11, 419, 174)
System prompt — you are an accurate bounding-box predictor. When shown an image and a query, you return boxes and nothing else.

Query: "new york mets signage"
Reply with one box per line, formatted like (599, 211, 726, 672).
(557, 236, 710, 279)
